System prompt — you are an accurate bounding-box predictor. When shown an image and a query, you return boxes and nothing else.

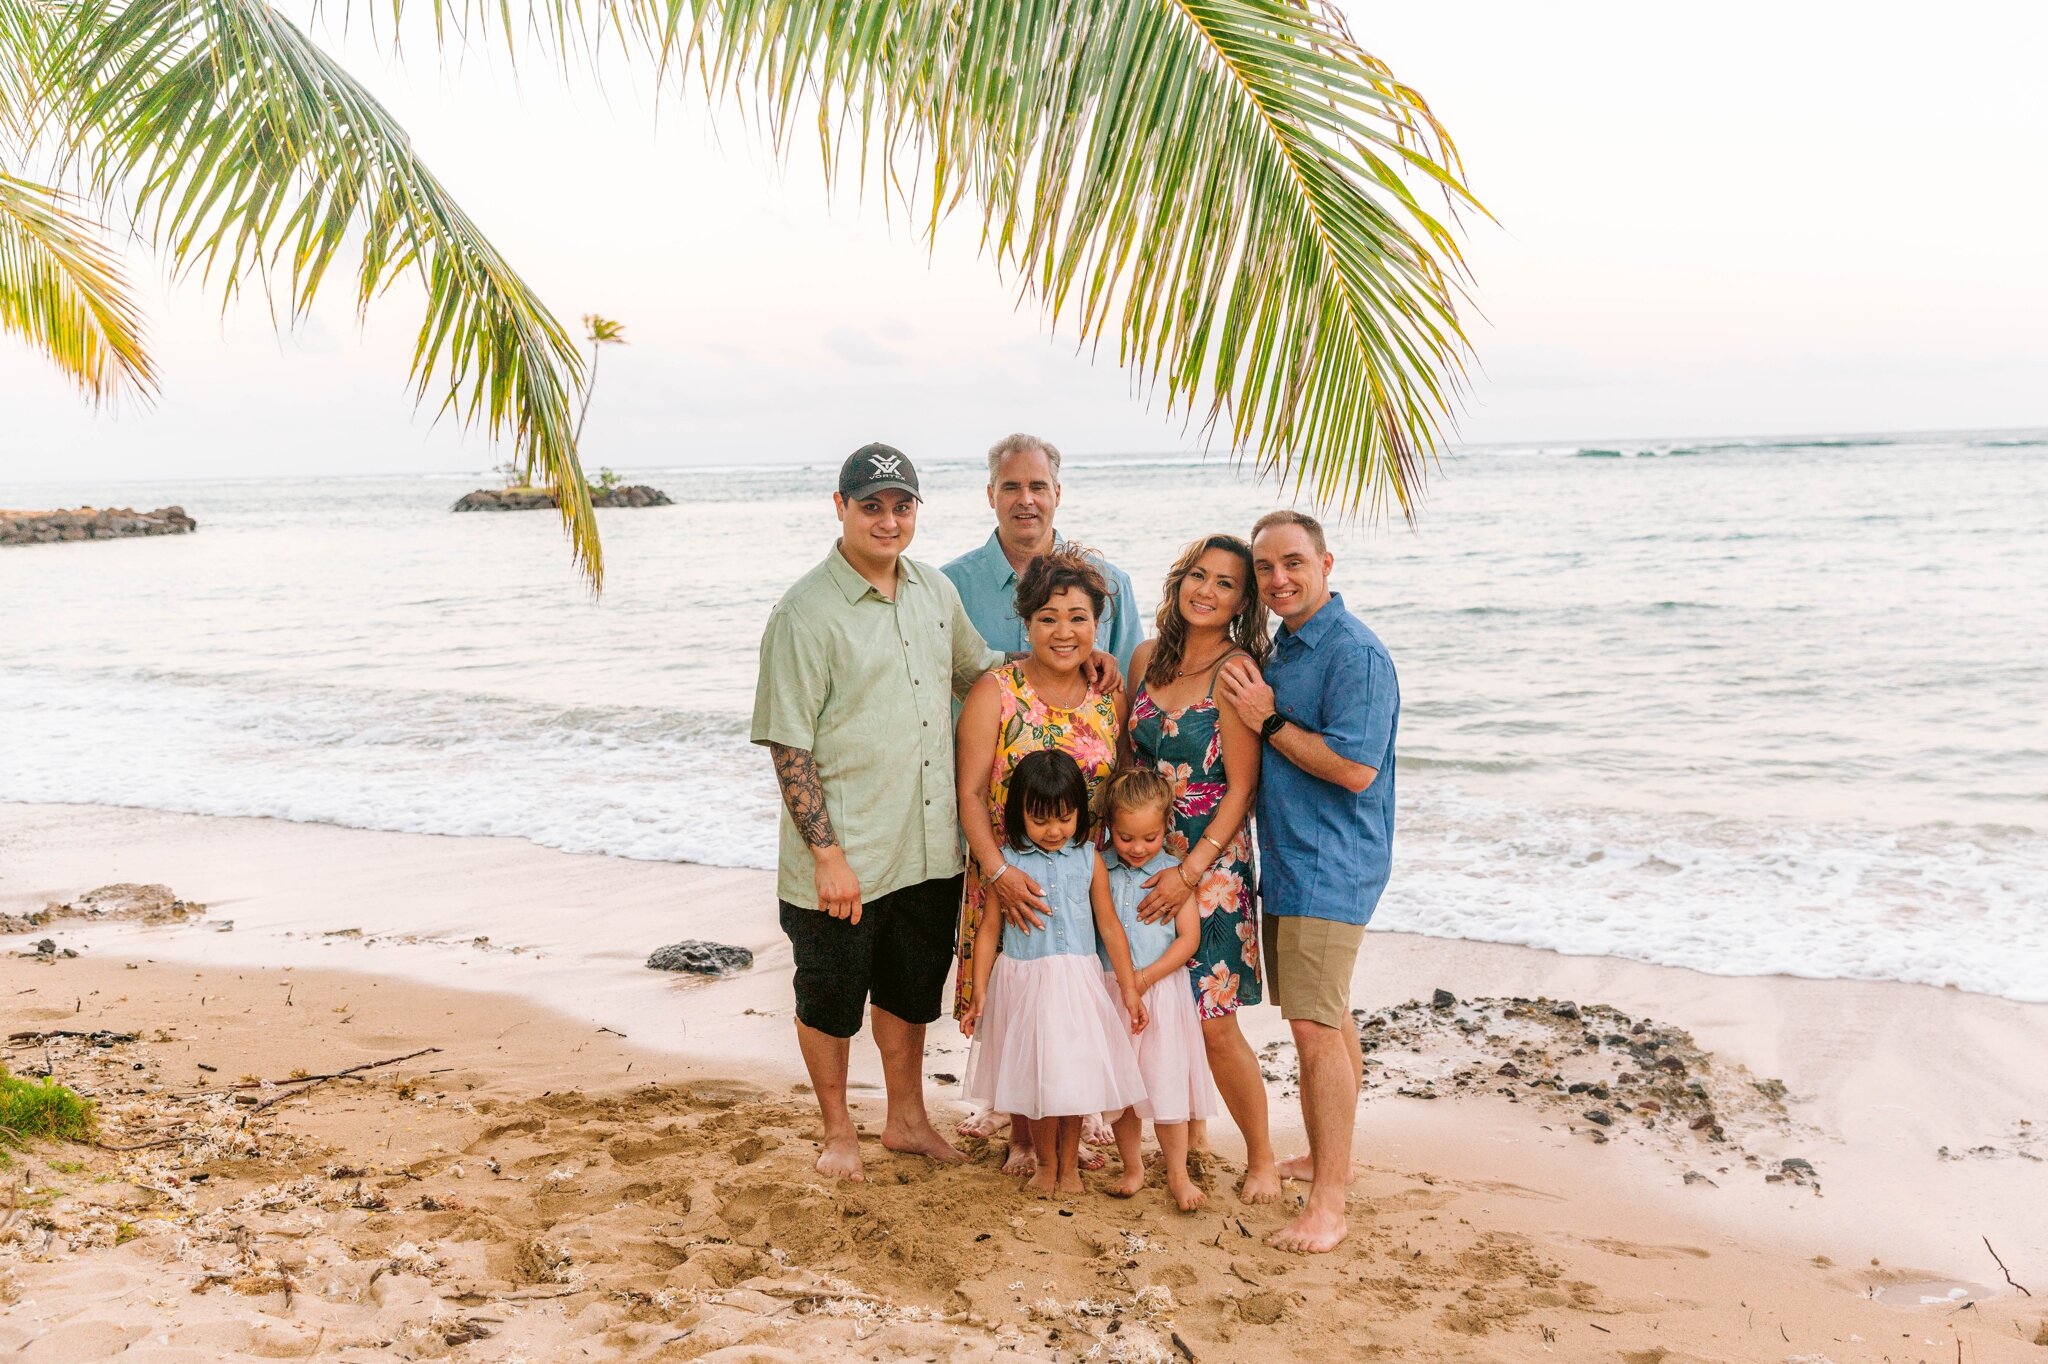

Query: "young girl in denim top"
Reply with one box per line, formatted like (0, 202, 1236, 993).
(961, 749, 1147, 1195)
(1097, 766, 1217, 1211)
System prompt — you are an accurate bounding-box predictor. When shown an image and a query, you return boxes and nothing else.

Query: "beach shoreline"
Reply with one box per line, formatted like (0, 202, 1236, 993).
(4, 801, 2047, 1359)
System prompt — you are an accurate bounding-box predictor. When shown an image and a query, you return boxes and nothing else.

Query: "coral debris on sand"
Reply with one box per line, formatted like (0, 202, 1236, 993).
(0, 1030, 1607, 1361)
(0, 884, 205, 936)
(1257, 994, 1814, 1189)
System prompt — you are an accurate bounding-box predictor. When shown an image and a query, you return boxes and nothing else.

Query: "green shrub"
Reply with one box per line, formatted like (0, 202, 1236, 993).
(0, 1067, 97, 1157)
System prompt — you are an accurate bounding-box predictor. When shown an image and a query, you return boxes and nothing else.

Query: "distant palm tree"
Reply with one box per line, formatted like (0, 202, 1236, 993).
(2, 0, 1484, 587)
(575, 314, 627, 449)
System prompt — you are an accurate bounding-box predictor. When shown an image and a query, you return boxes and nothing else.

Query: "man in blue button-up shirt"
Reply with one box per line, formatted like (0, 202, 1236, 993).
(942, 433, 1145, 672)
(1217, 509, 1399, 1255)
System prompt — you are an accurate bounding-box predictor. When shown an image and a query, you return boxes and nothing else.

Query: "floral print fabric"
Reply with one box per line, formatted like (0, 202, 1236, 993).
(952, 664, 1120, 1019)
(1129, 683, 1261, 1017)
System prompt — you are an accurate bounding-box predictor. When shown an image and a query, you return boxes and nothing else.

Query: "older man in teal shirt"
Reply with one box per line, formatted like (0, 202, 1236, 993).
(942, 432, 1145, 670)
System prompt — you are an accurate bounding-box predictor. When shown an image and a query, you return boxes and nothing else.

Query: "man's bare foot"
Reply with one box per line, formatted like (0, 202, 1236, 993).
(1056, 1169, 1086, 1196)
(881, 1121, 967, 1163)
(816, 1135, 865, 1182)
(1167, 1171, 1208, 1213)
(1027, 1165, 1057, 1195)
(1077, 1145, 1107, 1172)
(1002, 1144, 1039, 1178)
(957, 1108, 1006, 1140)
(1274, 1153, 1314, 1182)
(1266, 1206, 1347, 1253)
(1105, 1165, 1145, 1198)
(1082, 1113, 1117, 1147)
(1239, 1163, 1283, 1203)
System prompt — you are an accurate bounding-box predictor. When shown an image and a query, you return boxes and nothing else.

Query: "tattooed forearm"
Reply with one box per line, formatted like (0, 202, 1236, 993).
(767, 743, 838, 849)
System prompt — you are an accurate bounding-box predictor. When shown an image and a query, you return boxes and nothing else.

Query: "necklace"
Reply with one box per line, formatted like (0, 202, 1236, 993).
(1023, 659, 1089, 709)
(1174, 643, 1234, 678)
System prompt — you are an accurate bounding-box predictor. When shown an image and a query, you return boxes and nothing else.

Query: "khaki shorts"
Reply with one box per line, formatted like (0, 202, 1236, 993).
(1261, 913, 1365, 1030)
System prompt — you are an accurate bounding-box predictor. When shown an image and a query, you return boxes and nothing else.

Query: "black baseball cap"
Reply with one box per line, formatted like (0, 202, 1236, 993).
(838, 442, 921, 502)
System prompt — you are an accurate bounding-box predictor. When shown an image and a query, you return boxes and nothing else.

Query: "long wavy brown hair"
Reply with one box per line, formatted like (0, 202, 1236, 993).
(1146, 534, 1269, 688)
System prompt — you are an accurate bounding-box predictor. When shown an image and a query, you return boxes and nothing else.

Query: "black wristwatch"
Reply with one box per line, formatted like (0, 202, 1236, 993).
(1259, 711, 1287, 742)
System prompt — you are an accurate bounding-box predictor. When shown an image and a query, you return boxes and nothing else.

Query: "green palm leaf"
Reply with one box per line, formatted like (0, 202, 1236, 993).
(0, 167, 156, 403)
(401, 0, 1481, 518)
(681, 0, 1483, 519)
(45, 0, 600, 581)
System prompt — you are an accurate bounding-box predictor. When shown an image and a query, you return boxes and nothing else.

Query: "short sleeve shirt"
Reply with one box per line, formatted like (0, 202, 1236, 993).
(1254, 593, 1399, 925)
(941, 530, 1146, 671)
(751, 547, 1003, 908)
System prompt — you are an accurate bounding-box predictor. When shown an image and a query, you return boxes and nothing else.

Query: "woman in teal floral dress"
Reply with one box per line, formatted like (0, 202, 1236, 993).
(1121, 533, 1281, 1202)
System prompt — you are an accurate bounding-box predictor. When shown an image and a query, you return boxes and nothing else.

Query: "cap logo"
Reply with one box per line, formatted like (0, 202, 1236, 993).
(869, 453, 904, 477)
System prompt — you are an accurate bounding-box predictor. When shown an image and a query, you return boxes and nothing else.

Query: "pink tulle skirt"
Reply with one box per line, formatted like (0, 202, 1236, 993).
(964, 953, 1147, 1121)
(1105, 970, 1217, 1124)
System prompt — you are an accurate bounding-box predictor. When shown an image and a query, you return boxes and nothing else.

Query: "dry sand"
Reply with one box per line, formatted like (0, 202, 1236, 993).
(3, 802, 2047, 1361)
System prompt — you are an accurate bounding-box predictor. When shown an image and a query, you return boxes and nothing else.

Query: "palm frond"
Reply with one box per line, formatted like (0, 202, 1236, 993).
(691, 0, 1483, 519)
(401, 0, 1481, 519)
(45, 0, 600, 582)
(0, 166, 156, 402)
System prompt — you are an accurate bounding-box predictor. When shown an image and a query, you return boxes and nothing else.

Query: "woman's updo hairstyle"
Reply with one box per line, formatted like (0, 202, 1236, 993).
(1014, 543, 1111, 621)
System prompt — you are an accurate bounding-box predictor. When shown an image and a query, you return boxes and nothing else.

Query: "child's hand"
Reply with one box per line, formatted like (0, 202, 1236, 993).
(960, 1001, 983, 1038)
(1123, 987, 1148, 1034)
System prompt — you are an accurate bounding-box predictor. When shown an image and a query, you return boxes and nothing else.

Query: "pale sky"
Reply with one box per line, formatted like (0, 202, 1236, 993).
(4, 1, 2044, 478)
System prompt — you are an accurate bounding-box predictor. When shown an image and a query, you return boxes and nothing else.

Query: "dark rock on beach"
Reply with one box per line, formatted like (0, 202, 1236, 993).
(452, 485, 673, 511)
(1, 506, 196, 546)
(1431, 988, 1457, 1009)
(646, 941, 754, 976)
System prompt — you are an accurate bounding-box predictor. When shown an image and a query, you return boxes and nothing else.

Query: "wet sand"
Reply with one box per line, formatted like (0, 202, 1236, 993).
(3, 802, 2046, 1360)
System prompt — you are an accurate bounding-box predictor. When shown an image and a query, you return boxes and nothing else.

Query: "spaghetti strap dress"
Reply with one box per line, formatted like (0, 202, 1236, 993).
(1127, 655, 1262, 1017)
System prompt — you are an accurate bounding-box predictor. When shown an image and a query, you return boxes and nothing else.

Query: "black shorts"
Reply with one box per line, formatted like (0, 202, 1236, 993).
(779, 875, 963, 1039)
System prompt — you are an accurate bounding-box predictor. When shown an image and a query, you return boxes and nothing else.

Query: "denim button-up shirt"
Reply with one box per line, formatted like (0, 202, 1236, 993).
(942, 531, 1145, 671)
(1099, 851, 1181, 972)
(1254, 592, 1399, 925)
(999, 843, 1101, 960)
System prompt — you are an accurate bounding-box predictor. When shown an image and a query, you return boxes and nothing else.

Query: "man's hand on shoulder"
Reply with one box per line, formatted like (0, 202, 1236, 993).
(1083, 649, 1124, 695)
(1217, 657, 1275, 730)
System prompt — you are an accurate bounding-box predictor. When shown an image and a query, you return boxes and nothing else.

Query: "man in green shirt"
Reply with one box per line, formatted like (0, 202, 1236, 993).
(751, 443, 1005, 1182)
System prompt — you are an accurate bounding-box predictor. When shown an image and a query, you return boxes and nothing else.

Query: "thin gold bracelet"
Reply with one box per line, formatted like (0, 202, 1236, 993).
(1177, 864, 1199, 889)
(1200, 833, 1227, 856)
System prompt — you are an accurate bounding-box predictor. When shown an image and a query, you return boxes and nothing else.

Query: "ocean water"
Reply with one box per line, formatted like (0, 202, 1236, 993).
(4, 431, 2046, 1001)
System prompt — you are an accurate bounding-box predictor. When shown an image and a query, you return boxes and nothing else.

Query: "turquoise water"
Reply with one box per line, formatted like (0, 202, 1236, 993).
(4, 430, 2045, 999)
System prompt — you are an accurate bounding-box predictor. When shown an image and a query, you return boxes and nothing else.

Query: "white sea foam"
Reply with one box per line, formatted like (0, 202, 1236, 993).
(4, 436, 2046, 1003)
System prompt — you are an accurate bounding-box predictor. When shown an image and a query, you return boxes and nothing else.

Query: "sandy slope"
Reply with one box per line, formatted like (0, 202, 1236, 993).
(2, 804, 2046, 1361)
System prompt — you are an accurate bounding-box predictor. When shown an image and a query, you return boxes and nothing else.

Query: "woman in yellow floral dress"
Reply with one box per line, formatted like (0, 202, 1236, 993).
(953, 546, 1120, 1169)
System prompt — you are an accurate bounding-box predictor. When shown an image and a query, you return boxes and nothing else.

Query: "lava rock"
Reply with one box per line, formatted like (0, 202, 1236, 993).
(1, 505, 196, 546)
(1779, 1157, 1817, 1180)
(452, 485, 674, 512)
(1431, 988, 1457, 1009)
(1583, 1109, 1614, 1126)
(646, 941, 754, 975)
(1551, 1001, 1582, 1021)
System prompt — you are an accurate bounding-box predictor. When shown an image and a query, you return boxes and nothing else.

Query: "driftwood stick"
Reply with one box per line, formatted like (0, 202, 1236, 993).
(182, 1047, 443, 1097)
(1983, 1235, 2033, 1297)
(9, 1029, 138, 1044)
(95, 1132, 202, 1152)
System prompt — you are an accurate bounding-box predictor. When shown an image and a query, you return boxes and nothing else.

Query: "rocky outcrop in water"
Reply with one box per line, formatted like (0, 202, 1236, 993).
(452, 485, 672, 511)
(1, 506, 196, 546)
